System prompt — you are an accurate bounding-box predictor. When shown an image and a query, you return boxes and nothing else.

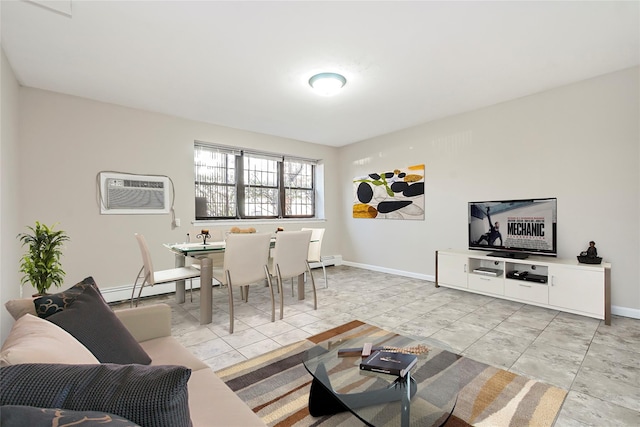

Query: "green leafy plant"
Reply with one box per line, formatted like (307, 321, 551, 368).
(17, 221, 70, 295)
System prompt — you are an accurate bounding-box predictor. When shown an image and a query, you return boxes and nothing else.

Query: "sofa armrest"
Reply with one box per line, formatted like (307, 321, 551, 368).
(114, 304, 172, 343)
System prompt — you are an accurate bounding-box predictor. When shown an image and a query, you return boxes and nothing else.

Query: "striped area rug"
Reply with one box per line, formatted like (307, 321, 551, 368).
(216, 320, 567, 427)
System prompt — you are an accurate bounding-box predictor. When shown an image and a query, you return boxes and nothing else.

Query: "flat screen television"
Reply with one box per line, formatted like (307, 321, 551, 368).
(468, 197, 557, 259)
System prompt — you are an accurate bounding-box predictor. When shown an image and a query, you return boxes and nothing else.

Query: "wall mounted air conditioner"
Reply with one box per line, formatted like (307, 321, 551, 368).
(99, 172, 171, 215)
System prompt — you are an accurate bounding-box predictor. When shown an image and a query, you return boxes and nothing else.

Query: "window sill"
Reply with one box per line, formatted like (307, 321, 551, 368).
(192, 218, 326, 226)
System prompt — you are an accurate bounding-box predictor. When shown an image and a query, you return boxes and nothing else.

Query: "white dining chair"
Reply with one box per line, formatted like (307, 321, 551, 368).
(301, 227, 327, 288)
(270, 230, 317, 320)
(131, 233, 201, 307)
(212, 232, 273, 334)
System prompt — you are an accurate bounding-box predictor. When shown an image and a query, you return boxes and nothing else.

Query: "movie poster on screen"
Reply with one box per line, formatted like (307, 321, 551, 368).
(352, 164, 424, 220)
(469, 200, 556, 252)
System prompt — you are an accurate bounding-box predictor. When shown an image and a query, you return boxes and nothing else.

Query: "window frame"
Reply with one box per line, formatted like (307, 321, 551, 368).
(194, 142, 317, 220)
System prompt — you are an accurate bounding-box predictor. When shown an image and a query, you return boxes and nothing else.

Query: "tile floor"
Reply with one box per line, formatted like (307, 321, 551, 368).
(120, 265, 640, 426)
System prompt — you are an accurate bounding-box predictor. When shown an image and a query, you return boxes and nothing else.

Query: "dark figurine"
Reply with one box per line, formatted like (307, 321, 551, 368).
(578, 241, 601, 264)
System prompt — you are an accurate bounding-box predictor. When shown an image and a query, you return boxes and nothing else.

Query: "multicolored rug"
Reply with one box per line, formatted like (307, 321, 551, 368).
(216, 320, 567, 426)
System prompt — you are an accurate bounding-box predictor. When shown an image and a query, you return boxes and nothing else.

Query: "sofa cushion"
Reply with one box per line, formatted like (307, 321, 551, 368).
(4, 298, 37, 320)
(141, 336, 209, 371)
(34, 276, 103, 318)
(187, 368, 266, 427)
(47, 285, 151, 365)
(0, 313, 99, 366)
(0, 405, 141, 427)
(0, 363, 192, 427)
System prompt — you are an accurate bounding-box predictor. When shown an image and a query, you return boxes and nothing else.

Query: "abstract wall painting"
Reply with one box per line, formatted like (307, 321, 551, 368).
(353, 164, 425, 220)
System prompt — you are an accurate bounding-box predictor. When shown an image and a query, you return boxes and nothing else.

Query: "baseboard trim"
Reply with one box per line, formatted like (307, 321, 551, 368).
(100, 279, 204, 304)
(342, 260, 435, 282)
(611, 305, 640, 319)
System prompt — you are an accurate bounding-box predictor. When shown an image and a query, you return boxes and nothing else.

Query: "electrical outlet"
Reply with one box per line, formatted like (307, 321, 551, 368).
(174, 218, 181, 227)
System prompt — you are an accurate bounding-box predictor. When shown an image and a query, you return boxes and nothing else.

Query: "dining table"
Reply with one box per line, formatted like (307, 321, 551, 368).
(165, 238, 309, 325)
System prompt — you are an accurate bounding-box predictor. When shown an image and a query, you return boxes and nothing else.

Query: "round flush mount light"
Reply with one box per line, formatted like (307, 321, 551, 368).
(308, 72, 347, 96)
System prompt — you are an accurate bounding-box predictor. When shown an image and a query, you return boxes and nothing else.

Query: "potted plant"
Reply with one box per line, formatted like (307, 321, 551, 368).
(17, 221, 70, 296)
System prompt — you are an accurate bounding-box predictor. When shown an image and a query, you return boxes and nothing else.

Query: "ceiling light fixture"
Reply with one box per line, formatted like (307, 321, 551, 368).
(308, 72, 347, 96)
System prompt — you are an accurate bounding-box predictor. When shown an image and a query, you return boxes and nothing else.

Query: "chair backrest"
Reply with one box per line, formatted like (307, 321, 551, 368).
(301, 228, 324, 262)
(135, 233, 156, 286)
(272, 230, 312, 279)
(223, 232, 271, 286)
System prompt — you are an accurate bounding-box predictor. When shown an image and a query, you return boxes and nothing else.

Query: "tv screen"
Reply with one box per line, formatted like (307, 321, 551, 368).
(468, 198, 557, 258)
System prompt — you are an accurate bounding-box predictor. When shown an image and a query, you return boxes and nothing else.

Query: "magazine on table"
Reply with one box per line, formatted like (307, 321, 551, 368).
(359, 350, 417, 377)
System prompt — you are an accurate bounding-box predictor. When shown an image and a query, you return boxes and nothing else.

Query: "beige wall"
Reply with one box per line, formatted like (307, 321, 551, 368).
(1, 48, 22, 340)
(2, 56, 638, 344)
(15, 87, 341, 298)
(339, 67, 640, 317)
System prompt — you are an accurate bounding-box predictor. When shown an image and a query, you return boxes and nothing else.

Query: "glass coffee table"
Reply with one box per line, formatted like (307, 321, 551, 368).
(303, 331, 460, 427)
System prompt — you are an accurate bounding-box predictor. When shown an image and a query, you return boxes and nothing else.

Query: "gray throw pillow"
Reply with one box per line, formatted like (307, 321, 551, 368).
(0, 364, 192, 427)
(46, 285, 151, 365)
(33, 276, 103, 318)
(0, 405, 141, 426)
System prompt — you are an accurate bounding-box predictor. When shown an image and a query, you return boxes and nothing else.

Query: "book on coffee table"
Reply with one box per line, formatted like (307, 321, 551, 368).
(359, 351, 417, 377)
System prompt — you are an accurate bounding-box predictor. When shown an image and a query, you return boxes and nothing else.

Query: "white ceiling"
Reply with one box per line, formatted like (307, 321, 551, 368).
(2, 1, 639, 147)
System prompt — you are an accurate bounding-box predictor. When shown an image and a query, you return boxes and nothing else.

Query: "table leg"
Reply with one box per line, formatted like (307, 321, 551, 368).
(297, 273, 305, 300)
(200, 257, 213, 325)
(175, 253, 186, 304)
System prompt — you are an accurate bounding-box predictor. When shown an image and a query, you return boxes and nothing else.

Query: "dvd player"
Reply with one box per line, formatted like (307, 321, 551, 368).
(473, 267, 503, 277)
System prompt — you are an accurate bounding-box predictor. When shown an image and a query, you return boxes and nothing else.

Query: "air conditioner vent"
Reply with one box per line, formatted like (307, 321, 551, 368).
(99, 172, 171, 215)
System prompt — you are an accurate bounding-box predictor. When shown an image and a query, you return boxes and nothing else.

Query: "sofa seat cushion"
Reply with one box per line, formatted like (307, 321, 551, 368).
(0, 363, 192, 427)
(0, 405, 141, 427)
(187, 368, 266, 427)
(141, 336, 209, 371)
(0, 314, 99, 366)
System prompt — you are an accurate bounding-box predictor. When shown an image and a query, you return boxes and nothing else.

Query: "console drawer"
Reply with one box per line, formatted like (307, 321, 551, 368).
(505, 279, 548, 304)
(468, 274, 503, 295)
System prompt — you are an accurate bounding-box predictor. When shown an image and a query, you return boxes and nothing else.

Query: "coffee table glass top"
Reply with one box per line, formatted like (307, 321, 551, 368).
(303, 331, 460, 427)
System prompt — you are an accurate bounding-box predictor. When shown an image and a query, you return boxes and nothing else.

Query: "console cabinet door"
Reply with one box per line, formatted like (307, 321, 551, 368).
(437, 252, 468, 288)
(549, 266, 604, 318)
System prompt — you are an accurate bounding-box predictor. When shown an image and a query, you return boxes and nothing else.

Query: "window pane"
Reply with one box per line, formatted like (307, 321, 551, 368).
(195, 184, 236, 217)
(194, 148, 235, 184)
(244, 156, 277, 187)
(285, 188, 314, 216)
(244, 187, 278, 217)
(284, 161, 313, 189)
(194, 145, 237, 218)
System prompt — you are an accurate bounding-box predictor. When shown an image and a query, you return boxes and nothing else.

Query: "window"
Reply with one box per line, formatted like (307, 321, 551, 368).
(194, 142, 316, 220)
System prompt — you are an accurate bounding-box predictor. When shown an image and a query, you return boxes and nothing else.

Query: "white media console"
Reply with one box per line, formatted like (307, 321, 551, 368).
(435, 249, 611, 325)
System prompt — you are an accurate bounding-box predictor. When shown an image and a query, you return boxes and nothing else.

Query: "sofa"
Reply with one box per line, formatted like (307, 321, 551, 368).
(1, 277, 266, 427)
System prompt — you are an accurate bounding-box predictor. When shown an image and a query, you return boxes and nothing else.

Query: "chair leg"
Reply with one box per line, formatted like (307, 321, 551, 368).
(321, 261, 327, 288)
(306, 261, 318, 310)
(276, 265, 285, 320)
(130, 266, 144, 308)
(264, 266, 275, 322)
(190, 278, 193, 302)
(136, 278, 149, 308)
(226, 270, 234, 334)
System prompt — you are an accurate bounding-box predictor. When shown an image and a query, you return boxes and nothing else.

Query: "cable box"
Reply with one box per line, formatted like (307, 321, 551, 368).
(507, 272, 548, 283)
(473, 267, 503, 277)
